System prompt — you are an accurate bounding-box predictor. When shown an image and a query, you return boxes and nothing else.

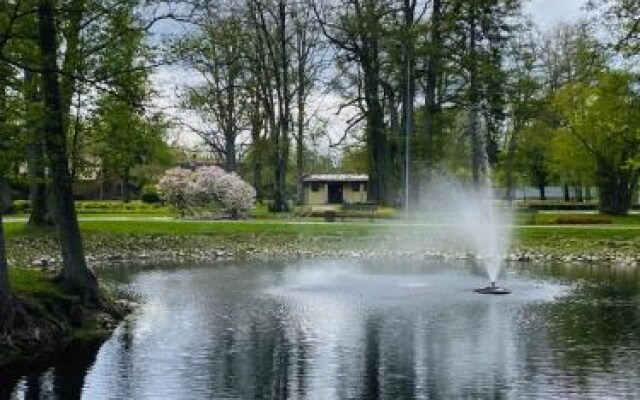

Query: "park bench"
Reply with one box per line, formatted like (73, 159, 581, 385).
(321, 203, 378, 222)
(340, 202, 378, 221)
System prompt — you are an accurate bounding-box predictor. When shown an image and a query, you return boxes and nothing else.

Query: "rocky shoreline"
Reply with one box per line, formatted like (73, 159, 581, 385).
(9, 233, 640, 272)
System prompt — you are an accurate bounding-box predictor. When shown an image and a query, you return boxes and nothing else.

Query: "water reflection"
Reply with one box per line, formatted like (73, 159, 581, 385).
(2, 260, 640, 399)
(0, 339, 104, 400)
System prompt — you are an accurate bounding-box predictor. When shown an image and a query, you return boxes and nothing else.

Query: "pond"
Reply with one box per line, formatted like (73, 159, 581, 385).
(2, 259, 640, 399)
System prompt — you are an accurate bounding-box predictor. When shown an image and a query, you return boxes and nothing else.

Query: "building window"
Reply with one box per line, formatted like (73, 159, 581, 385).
(311, 182, 321, 192)
(351, 182, 360, 192)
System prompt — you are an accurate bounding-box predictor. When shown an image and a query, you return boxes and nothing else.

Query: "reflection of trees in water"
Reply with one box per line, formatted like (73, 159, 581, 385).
(527, 264, 640, 391)
(195, 299, 311, 399)
(363, 316, 381, 399)
(360, 315, 419, 400)
(0, 339, 103, 399)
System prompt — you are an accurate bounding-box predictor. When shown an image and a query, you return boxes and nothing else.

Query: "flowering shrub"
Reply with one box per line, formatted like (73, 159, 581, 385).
(158, 166, 255, 218)
(157, 167, 195, 215)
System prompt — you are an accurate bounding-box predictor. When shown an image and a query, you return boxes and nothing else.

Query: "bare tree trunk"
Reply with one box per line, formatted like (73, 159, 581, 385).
(574, 185, 583, 203)
(272, 0, 291, 212)
(27, 143, 49, 225)
(384, 83, 400, 189)
(25, 69, 52, 226)
(250, 99, 263, 201)
(469, 106, 482, 186)
(467, 8, 482, 187)
(504, 123, 519, 203)
(366, 91, 389, 204)
(295, 49, 306, 205)
(122, 168, 130, 203)
(224, 70, 237, 172)
(538, 184, 546, 201)
(295, 93, 305, 205)
(423, 0, 442, 177)
(0, 179, 11, 306)
(401, 0, 416, 205)
(363, 27, 389, 204)
(0, 180, 11, 213)
(598, 165, 638, 215)
(38, 0, 99, 303)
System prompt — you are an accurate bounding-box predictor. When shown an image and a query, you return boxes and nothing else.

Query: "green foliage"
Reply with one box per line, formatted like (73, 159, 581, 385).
(340, 146, 368, 173)
(547, 127, 594, 185)
(551, 70, 640, 213)
(9, 268, 70, 301)
(552, 71, 640, 163)
(140, 185, 161, 204)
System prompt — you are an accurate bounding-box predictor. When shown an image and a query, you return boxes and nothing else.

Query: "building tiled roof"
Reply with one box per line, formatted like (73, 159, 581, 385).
(303, 174, 368, 183)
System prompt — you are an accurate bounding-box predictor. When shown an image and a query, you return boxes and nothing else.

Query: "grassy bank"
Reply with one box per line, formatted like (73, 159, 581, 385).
(3, 216, 640, 268)
(4, 215, 640, 244)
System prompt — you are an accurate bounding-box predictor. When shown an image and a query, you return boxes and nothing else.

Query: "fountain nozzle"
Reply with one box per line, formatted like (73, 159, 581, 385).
(475, 281, 511, 295)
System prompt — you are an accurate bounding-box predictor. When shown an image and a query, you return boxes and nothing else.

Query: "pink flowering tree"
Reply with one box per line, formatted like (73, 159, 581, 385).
(192, 166, 256, 218)
(158, 166, 256, 218)
(157, 167, 196, 216)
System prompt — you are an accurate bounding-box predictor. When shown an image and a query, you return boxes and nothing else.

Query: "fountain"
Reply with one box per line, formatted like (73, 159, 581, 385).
(405, 174, 512, 295)
(475, 281, 512, 295)
(412, 110, 512, 294)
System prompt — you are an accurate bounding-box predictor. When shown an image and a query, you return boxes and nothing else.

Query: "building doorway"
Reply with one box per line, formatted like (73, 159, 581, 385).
(327, 183, 344, 204)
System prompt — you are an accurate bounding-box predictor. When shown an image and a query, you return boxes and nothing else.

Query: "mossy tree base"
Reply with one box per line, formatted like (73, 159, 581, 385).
(0, 269, 130, 366)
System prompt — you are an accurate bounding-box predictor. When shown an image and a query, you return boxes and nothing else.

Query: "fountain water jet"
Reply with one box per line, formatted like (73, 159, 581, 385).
(412, 110, 512, 294)
(421, 176, 512, 294)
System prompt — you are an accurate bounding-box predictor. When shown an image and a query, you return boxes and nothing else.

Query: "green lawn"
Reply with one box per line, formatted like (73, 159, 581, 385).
(4, 214, 640, 242)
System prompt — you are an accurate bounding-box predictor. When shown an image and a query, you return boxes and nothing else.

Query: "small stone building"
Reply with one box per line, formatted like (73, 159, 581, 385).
(303, 174, 368, 205)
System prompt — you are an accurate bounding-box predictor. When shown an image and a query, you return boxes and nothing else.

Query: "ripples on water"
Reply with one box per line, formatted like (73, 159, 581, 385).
(2, 260, 640, 399)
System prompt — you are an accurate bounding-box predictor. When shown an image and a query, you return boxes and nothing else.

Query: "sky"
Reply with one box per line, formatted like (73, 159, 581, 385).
(525, 0, 587, 29)
(150, 0, 590, 149)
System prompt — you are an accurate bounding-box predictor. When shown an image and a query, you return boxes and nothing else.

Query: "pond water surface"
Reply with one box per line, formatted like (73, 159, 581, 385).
(2, 260, 640, 399)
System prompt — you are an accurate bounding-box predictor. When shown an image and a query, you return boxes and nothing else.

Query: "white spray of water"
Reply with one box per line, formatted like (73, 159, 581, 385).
(418, 175, 512, 282)
(394, 109, 511, 283)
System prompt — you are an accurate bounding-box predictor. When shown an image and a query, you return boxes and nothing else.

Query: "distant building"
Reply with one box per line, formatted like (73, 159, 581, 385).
(303, 174, 368, 205)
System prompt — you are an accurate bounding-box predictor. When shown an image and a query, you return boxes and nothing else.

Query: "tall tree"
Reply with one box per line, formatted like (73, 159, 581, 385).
(37, 0, 99, 302)
(463, 0, 519, 184)
(0, 193, 9, 317)
(536, 22, 609, 199)
(89, 3, 165, 202)
(0, 86, 12, 321)
(176, 11, 247, 173)
(0, 0, 24, 317)
(421, 0, 443, 179)
(292, 4, 325, 205)
(552, 71, 640, 215)
(246, 0, 295, 211)
(503, 30, 542, 202)
(316, 0, 393, 204)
